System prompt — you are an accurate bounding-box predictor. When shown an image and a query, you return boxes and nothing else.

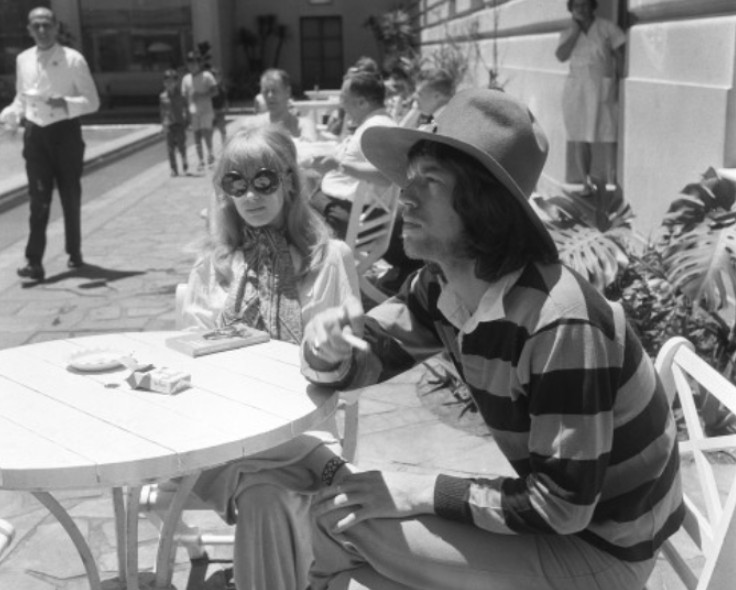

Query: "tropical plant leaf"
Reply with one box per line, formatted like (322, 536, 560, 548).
(663, 222, 736, 312)
(551, 224, 630, 291)
(532, 194, 586, 228)
(662, 168, 736, 232)
(532, 186, 633, 233)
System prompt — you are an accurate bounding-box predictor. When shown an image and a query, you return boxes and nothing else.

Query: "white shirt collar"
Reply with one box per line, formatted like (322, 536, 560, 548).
(437, 267, 524, 333)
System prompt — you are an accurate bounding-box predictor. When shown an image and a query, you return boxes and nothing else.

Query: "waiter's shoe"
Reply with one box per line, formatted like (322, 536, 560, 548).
(67, 255, 84, 269)
(17, 263, 45, 281)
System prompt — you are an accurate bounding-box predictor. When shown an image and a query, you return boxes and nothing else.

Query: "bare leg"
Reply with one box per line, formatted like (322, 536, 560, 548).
(602, 141, 617, 185)
(202, 128, 215, 165)
(194, 129, 205, 168)
(572, 141, 593, 186)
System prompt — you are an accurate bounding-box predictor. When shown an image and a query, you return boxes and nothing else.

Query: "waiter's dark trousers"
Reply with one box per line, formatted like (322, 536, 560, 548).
(23, 118, 85, 265)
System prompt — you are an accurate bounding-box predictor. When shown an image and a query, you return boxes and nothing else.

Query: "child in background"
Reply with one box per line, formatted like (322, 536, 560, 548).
(182, 51, 218, 172)
(159, 69, 189, 177)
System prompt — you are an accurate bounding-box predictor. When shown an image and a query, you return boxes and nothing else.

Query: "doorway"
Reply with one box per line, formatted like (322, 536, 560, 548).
(300, 16, 343, 91)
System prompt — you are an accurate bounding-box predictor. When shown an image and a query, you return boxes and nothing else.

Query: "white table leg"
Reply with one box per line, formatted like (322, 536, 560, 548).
(125, 486, 142, 590)
(107, 486, 145, 590)
(112, 488, 128, 585)
(32, 491, 102, 590)
(153, 473, 200, 589)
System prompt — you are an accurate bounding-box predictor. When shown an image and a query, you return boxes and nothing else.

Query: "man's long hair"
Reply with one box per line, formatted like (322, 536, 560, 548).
(408, 140, 557, 282)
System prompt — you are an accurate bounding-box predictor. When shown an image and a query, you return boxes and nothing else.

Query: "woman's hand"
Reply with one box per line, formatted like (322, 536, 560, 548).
(303, 295, 366, 366)
(309, 153, 340, 175)
(312, 470, 437, 533)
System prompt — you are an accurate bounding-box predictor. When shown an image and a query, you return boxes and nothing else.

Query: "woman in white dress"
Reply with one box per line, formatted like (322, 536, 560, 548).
(556, 0, 626, 189)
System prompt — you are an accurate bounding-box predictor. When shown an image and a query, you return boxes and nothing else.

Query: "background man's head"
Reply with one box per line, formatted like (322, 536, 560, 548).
(347, 56, 380, 77)
(260, 69, 292, 113)
(340, 70, 386, 126)
(567, 0, 597, 21)
(386, 67, 413, 99)
(28, 7, 58, 51)
(414, 68, 455, 116)
(186, 51, 202, 73)
(163, 69, 179, 89)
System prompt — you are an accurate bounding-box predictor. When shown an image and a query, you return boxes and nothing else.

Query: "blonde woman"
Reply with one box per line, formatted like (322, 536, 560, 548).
(181, 125, 360, 590)
(181, 124, 357, 333)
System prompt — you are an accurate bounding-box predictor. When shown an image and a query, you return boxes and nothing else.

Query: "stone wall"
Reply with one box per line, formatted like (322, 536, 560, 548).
(624, 0, 736, 237)
(416, 0, 736, 237)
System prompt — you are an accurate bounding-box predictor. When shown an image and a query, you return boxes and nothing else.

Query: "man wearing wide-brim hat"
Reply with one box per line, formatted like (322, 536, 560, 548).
(302, 88, 682, 589)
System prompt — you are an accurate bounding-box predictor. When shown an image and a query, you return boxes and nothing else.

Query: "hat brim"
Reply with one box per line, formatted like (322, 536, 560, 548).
(361, 125, 557, 256)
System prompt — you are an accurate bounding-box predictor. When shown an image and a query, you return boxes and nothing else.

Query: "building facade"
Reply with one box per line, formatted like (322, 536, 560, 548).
(4, 1, 733, 237)
(416, 0, 736, 237)
(0, 0, 400, 106)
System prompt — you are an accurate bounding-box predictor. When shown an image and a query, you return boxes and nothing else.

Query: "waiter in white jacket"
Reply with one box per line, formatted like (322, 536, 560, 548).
(1, 6, 99, 282)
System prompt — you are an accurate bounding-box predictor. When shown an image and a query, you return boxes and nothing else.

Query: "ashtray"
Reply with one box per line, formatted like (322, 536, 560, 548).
(67, 348, 126, 372)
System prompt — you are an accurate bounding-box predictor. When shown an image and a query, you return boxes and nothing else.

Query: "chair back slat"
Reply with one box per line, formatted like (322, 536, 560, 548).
(344, 185, 401, 304)
(651, 337, 736, 589)
(671, 365, 723, 529)
(703, 483, 736, 589)
(660, 539, 698, 590)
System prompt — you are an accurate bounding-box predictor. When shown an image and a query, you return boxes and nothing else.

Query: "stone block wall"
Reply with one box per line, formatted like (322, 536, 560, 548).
(415, 0, 736, 237)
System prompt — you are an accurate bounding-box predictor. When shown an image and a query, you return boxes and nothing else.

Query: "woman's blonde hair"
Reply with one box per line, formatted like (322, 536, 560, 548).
(206, 125, 330, 284)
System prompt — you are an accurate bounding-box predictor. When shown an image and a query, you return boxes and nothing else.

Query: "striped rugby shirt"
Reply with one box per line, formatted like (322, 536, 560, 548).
(307, 261, 684, 562)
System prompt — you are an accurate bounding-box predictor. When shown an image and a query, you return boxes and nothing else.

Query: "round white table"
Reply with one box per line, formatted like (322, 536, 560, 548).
(0, 331, 337, 590)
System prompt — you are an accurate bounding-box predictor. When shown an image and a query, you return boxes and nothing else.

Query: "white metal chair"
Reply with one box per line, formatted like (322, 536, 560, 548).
(648, 337, 736, 589)
(174, 282, 188, 330)
(344, 184, 401, 305)
(0, 518, 15, 558)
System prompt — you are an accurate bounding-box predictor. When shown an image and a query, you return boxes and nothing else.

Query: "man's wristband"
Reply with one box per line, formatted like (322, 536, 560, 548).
(321, 456, 347, 486)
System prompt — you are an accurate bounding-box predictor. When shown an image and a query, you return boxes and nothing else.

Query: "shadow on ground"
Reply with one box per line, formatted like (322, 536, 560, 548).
(21, 264, 146, 289)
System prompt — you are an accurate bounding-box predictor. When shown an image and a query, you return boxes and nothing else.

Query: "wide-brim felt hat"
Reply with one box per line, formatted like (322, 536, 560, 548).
(361, 88, 556, 256)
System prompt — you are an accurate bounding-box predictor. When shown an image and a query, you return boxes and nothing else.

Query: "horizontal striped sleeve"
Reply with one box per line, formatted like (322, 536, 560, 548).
(365, 268, 447, 381)
(502, 476, 558, 533)
(599, 411, 678, 500)
(494, 275, 622, 535)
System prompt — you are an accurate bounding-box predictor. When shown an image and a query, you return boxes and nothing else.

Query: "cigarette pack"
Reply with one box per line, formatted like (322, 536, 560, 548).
(126, 366, 191, 395)
(165, 325, 270, 357)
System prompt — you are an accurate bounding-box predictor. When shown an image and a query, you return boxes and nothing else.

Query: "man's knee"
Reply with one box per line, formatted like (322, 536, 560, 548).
(236, 483, 308, 527)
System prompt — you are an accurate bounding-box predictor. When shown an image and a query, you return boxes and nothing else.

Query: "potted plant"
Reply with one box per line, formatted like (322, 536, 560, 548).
(535, 170, 736, 436)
